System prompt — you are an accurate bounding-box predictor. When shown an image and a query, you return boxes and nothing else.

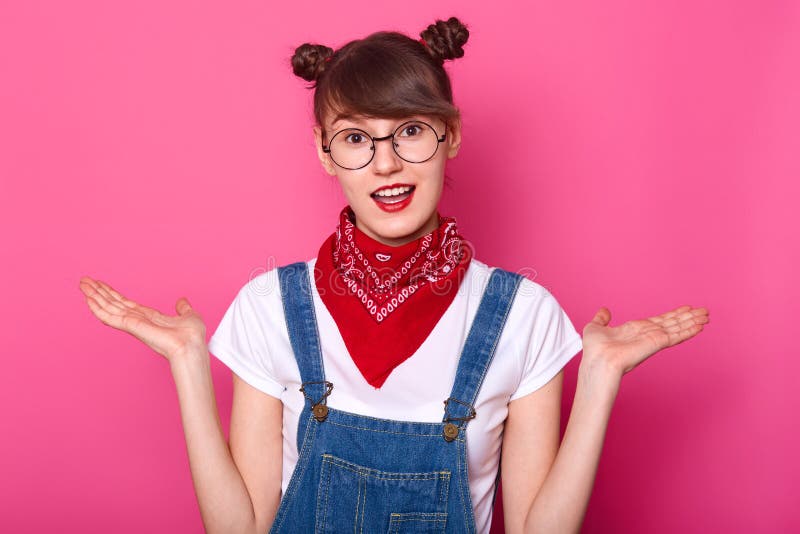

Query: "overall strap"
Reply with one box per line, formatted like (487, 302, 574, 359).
(442, 267, 523, 441)
(278, 262, 332, 440)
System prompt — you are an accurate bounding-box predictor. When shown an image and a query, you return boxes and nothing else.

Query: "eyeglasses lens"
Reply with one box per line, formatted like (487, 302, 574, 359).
(328, 121, 439, 169)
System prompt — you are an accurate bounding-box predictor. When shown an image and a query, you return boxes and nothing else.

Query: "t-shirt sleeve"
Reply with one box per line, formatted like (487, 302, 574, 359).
(207, 282, 285, 399)
(509, 286, 583, 401)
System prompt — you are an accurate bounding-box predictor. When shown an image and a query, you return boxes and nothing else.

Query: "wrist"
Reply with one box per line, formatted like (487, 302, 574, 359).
(169, 342, 210, 371)
(578, 353, 623, 390)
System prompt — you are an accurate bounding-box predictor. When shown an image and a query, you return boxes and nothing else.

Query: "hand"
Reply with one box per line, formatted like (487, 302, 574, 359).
(581, 305, 709, 377)
(79, 276, 207, 363)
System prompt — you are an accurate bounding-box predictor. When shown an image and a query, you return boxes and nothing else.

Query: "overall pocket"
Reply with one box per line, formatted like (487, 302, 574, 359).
(387, 512, 449, 533)
(315, 453, 450, 533)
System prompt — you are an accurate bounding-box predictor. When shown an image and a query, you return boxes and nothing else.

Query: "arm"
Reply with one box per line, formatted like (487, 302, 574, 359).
(500, 369, 567, 533)
(79, 277, 284, 532)
(171, 347, 283, 534)
(501, 360, 620, 534)
(229, 372, 283, 532)
(502, 305, 708, 533)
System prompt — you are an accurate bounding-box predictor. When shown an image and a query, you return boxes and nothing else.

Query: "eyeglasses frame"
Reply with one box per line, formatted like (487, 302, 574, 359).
(321, 119, 447, 170)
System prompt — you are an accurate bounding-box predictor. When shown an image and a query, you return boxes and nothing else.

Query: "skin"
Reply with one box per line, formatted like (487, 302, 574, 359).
(78, 111, 710, 533)
(312, 113, 462, 246)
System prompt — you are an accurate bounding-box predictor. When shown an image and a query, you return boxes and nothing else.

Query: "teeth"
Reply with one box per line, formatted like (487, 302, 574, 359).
(374, 185, 413, 197)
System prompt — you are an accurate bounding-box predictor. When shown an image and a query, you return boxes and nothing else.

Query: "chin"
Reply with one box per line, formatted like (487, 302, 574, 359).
(352, 199, 436, 239)
(377, 220, 418, 238)
(389, 216, 435, 238)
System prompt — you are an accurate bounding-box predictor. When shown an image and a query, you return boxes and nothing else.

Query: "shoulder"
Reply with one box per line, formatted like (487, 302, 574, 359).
(470, 259, 573, 336)
(228, 256, 317, 313)
(468, 258, 550, 303)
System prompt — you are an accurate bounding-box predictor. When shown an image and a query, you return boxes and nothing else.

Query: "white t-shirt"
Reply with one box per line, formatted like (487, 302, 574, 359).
(209, 256, 583, 533)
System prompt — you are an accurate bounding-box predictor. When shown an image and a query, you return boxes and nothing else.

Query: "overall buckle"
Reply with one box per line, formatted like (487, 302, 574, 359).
(442, 397, 476, 442)
(300, 380, 334, 422)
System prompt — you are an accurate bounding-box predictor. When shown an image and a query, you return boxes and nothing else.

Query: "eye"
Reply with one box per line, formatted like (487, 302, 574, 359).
(344, 132, 369, 145)
(398, 123, 424, 137)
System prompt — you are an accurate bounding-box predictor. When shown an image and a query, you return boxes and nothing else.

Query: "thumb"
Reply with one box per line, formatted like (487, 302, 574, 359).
(176, 297, 193, 316)
(590, 306, 611, 327)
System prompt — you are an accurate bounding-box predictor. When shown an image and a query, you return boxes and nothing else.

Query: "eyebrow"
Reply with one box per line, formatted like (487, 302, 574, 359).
(329, 114, 431, 131)
(330, 114, 367, 130)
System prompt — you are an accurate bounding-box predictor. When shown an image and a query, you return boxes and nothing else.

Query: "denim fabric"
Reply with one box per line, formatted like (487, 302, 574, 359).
(270, 261, 523, 533)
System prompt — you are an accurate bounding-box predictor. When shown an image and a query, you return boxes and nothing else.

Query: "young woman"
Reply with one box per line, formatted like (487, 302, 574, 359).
(79, 17, 709, 534)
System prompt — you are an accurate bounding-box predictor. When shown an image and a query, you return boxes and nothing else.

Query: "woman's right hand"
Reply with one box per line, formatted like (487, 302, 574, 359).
(79, 276, 207, 364)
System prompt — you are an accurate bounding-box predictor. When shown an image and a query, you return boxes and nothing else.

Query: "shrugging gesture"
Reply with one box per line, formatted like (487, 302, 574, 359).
(506, 304, 709, 534)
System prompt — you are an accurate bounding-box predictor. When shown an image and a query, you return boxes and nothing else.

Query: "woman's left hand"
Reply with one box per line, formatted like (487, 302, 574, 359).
(581, 305, 709, 377)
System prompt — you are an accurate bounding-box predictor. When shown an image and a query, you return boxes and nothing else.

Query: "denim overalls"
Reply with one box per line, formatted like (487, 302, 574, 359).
(270, 261, 523, 533)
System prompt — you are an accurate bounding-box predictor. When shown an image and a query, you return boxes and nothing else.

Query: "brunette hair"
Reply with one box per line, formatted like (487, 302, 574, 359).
(290, 17, 469, 137)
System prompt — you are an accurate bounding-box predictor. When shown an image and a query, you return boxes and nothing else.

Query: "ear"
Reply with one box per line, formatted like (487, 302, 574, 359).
(313, 125, 337, 175)
(446, 117, 462, 159)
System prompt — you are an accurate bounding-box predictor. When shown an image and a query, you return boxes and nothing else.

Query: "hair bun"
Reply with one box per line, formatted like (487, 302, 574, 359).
(419, 16, 469, 62)
(291, 43, 334, 82)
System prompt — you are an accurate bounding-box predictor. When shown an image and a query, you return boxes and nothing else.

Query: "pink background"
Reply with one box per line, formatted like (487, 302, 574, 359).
(2, 1, 797, 532)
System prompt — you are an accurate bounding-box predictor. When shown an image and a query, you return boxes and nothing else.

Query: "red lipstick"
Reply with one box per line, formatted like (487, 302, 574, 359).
(371, 184, 416, 213)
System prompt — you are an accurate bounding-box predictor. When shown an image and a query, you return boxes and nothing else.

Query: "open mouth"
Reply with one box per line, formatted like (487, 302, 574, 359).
(371, 185, 416, 204)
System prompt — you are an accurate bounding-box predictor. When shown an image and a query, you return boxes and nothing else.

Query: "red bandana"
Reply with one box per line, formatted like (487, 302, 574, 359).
(314, 205, 472, 388)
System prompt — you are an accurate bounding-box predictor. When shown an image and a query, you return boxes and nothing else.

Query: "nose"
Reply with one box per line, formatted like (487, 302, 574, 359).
(370, 134, 403, 175)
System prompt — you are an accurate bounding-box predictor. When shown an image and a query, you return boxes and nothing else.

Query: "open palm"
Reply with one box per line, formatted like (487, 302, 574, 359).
(582, 305, 709, 376)
(78, 276, 206, 362)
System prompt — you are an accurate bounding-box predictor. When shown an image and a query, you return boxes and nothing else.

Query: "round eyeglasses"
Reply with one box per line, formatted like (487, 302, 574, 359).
(322, 120, 447, 170)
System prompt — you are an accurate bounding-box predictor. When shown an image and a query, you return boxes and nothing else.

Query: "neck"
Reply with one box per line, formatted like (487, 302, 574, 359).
(355, 211, 441, 247)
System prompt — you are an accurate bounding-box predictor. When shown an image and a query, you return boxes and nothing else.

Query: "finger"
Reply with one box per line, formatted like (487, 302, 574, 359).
(590, 307, 611, 326)
(692, 307, 710, 323)
(662, 314, 701, 334)
(95, 279, 135, 310)
(649, 305, 707, 328)
(653, 314, 690, 329)
(92, 282, 117, 305)
(648, 305, 692, 325)
(86, 295, 169, 350)
(668, 307, 709, 328)
(82, 278, 160, 321)
(176, 297, 193, 316)
(93, 291, 129, 317)
(667, 322, 704, 346)
(93, 280, 165, 321)
(79, 280, 114, 308)
(95, 279, 137, 309)
(85, 294, 126, 328)
(78, 276, 96, 292)
(79, 277, 103, 298)
(82, 280, 130, 317)
(659, 315, 705, 345)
